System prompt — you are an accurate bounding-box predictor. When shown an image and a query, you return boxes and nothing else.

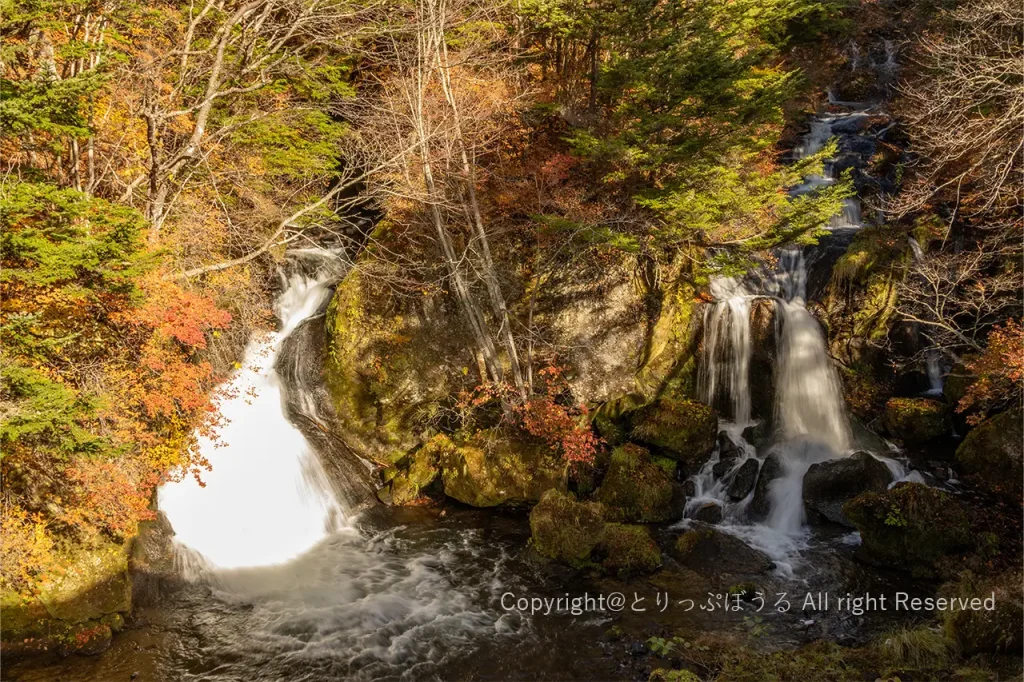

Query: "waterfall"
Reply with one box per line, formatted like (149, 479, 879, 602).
(700, 295, 753, 424)
(159, 250, 347, 571)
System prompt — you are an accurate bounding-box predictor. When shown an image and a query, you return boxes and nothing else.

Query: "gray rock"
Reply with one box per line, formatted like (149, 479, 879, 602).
(802, 451, 893, 527)
(712, 457, 738, 480)
(749, 452, 784, 520)
(741, 421, 771, 449)
(728, 458, 760, 501)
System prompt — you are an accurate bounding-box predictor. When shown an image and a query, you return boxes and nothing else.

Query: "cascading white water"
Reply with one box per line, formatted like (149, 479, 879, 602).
(159, 253, 345, 570)
(700, 295, 753, 424)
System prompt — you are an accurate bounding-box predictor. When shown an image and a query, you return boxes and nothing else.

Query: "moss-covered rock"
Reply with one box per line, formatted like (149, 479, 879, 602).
(529, 490, 605, 565)
(940, 570, 1023, 655)
(883, 397, 949, 445)
(440, 429, 567, 507)
(672, 523, 773, 574)
(844, 483, 970, 576)
(324, 268, 470, 465)
(381, 434, 449, 505)
(592, 393, 647, 447)
(1, 539, 131, 656)
(629, 398, 717, 469)
(596, 523, 662, 577)
(596, 444, 679, 522)
(634, 267, 702, 401)
(955, 409, 1023, 499)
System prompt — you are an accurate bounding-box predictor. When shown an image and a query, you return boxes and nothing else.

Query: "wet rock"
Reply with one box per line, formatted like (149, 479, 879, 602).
(712, 457, 738, 480)
(883, 397, 949, 445)
(692, 502, 723, 524)
(802, 451, 892, 527)
(748, 298, 776, 420)
(940, 570, 1023, 655)
(727, 459, 760, 501)
(748, 452, 784, 520)
(629, 640, 649, 657)
(955, 409, 1023, 500)
(741, 421, 771, 449)
(529, 490, 605, 565)
(629, 398, 718, 470)
(597, 444, 679, 523)
(844, 483, 970, 576)
(597, 523, 662, 577)
(829, 113, 872, 134)
(718, 431, 743, 458)
(441, 429, 567, 507)
(683, 480, 697, 498)
(672, 522, 774, 575)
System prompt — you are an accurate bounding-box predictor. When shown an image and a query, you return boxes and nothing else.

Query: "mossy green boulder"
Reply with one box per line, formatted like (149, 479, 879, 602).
(596, 523, 662, 577)
(596, 444, 679, 522)
(955, 409, 1022, 499)
(882, 397, 949, 445)
(844, 483, 970, 576)
(672, 523, 773, 574)
(381, 434, 448, 505)
(628, 398, 717, 469)
(324, 268, 469, 465)
(440, 430, 567, 507)
(0, 539, 131, 656)
(940, 570, 1023, 655)
(592, 393, 646, 447)
(529, 490, 605, 565)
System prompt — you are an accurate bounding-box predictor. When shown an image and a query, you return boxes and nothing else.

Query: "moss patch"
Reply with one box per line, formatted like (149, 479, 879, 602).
(883, 397, 949, 445)
(940, 571, 1023, 655)
(596, 444, 678, 522)
(844, 483, 970, 576)
(629, 398, 717, 468)
(597, 523, 662, 577)
(529, 490, 605, 565)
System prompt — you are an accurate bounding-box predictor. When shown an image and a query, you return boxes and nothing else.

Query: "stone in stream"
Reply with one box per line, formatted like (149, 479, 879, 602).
(802, 451, 892, 527)
(529, 490, 605, 565)
(727, 458, 760, 501)
(692, 502, 723, 524)
(628, 398, 718, 471)
(748, 452, 784, 520)
(672, 522, 774, 575)
(596, 444, 681, 523)
(712, 457, 738, 480)
(717, 431, 743, 458)
(741, 421, 771, 449)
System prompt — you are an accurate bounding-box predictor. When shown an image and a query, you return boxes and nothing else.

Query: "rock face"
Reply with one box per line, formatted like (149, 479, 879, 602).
(883, 397, 949, 445)
(596, 524, 662, 577)
(955, 409, 1023, 499)
(941, 570, 1023, 655)
(748, 452, 784, 520)
(529, 490, 605, 565)
(380, 435, 448, 505)
(672, 523, 773, 574)
(1, 540, 132, 656)
(441, 430, 567, 507)
(325, 269, 471, 465)
(802, 451, 892, 527)
(748, 298, 776, 420)
(692, 502, 723, 524)
(844, 483, 970, 576)
(629, 398, 718, 470)
(727, 459, 760, 501)
(596, 444, 680, 523)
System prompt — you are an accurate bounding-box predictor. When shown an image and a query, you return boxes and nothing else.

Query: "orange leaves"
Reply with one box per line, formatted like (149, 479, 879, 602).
(517, 366, 598, 465)
(958, 319, 1024, 422)
(134, 275, 232, 349)
(62, 458, 157, 541)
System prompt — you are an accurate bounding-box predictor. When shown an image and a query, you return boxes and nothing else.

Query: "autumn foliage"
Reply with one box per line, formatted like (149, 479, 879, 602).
(957, 320, 1024, 423)
(517, 367, 598, 465)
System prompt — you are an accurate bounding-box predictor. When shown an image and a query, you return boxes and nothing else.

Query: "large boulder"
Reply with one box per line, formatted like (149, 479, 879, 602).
(596, 444, 681, 522)
(441, 430, 567, 507)
(802, 451, 892, 527)
(748, 452, 784, 520)
(592, 393, 647, 447)
(940, 570, 1023, 655)
(1, 540, 131, 656)
(843, 483, 970, 576)
(883, 397, 949, 445)
(748, 298, 777, 420)
(692, 501, 723, 524)
(325, 269, 470, 464)
(672, 523, 774, 575)
(955, 409, 1023, 500)
(596, 523, 662, 577)
(727, 458, 760, 501)
(629, 398, 718, 470)
(529, 490, 605, 565)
